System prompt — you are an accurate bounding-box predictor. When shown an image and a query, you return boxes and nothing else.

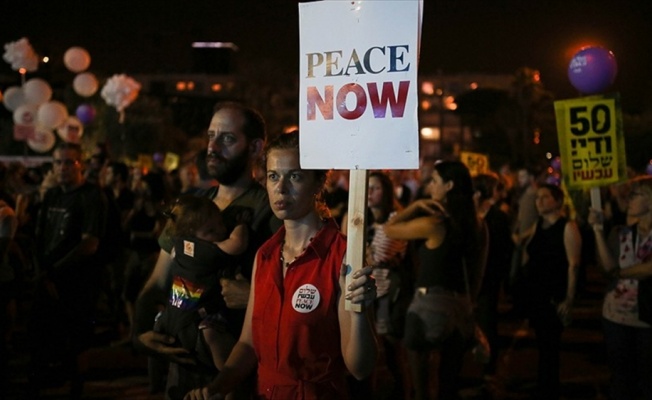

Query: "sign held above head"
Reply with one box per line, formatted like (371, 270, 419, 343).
(299, 1, 423, 311)
(299, 0, 422, 171)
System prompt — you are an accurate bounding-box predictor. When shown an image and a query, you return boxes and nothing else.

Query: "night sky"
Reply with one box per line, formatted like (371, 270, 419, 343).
(2, 0, 652, 111)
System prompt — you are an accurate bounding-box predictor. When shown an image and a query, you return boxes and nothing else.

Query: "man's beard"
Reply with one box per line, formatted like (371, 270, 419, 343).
(206, 150, 250, 185)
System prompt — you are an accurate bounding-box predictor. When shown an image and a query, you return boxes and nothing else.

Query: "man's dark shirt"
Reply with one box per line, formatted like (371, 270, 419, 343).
(36, 182, 106, 276)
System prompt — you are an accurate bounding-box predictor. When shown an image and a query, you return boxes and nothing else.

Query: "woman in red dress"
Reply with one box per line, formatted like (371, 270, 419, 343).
(185, 131, 377, 400)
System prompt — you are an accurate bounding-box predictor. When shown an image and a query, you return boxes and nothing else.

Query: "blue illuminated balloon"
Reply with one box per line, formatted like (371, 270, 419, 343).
(568, 46, 617, 94)
(75, 103, 96, 125)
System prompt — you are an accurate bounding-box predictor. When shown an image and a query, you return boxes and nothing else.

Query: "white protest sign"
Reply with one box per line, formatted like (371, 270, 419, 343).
(299, 0, 421, 170)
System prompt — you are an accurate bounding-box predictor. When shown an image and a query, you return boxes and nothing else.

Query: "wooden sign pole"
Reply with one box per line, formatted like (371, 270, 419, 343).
(345, 169, 369, 312)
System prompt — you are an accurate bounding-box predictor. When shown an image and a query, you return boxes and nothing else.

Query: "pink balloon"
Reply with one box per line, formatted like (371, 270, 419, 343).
(73, 72, 99, 97)
(64, 47, 91, 73)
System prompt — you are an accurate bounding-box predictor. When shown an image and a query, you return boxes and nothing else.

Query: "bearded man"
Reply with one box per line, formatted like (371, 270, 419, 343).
(134, 102, 279, 399)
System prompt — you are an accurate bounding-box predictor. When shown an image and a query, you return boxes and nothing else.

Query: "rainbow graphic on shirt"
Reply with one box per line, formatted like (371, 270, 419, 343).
(169, 275, 204, 310)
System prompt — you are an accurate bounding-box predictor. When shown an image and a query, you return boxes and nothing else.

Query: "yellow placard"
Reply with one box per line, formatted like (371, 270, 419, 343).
(164, 152, 180, 172)
(460, 151, 489, 177)
(554, 94, 627, 189)
(137, 154, 153, 171)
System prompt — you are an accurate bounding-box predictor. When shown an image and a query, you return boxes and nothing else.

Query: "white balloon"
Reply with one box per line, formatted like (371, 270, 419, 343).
(37, 101, 69, 129)
(3, 37, 39, 72)
(56, 116, 84, 143)
(27, 127, 56, 153)
(73, 72, 98, 97)
(101, 74, 141, 112)
(63, 47, 91, 73)
(3, 86, 26, 111)
(13, 103, 39, 125)
(23, 78, 53, 105)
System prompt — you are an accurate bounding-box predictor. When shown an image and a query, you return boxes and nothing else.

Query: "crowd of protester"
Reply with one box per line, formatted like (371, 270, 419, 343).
(0, 102, 650, 400)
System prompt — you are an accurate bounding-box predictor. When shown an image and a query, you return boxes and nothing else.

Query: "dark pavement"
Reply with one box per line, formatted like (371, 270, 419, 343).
(3, 266, 611, 399)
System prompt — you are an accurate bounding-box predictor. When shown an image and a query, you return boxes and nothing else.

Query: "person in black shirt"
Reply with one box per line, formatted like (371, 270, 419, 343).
(30, 142, 108, 396)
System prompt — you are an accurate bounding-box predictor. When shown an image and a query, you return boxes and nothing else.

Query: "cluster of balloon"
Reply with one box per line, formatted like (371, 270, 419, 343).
(3, 76, 65, 153)
(1, 41, 100, 152)
(2, 37, 38, 73)
(65, 46, 98, 135)
(62, 47, 97, 147)
(568, 46, 617, 95)
(101, 74, 141, 123)
(65, 47, 99, 100)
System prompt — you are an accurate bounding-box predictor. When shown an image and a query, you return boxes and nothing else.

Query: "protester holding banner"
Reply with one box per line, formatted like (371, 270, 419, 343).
(184, 131, 377, 400)
(383, 160, 487, 400)
(516, 183, 581, 400)
(588, 176, 652, 400)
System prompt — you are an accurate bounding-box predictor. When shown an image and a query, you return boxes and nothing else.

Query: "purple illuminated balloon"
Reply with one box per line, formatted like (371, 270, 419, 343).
(546, 173, 561, 186)
(646, 162, 652, 176)
(550, 156, 562, 172)
(75, 104, 96, 125)
(568, 46, 617, 94)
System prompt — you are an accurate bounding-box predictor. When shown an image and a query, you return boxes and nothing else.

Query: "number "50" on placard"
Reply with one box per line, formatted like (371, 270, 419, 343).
(569, 104, 611, 136)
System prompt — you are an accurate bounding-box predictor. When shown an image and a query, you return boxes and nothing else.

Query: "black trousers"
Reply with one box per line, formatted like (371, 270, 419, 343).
(528, 300, 564, 400)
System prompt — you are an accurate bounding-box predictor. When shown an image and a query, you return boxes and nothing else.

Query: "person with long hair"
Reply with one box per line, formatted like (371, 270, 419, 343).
(589, 176, 652, 400)
(184, 131, 377, 400)
(384, 160, 487, 400)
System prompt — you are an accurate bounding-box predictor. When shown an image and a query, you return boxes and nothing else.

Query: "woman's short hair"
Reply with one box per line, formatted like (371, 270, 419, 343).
(55, 142, 83, 159)
(472, 172, 499, 202)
